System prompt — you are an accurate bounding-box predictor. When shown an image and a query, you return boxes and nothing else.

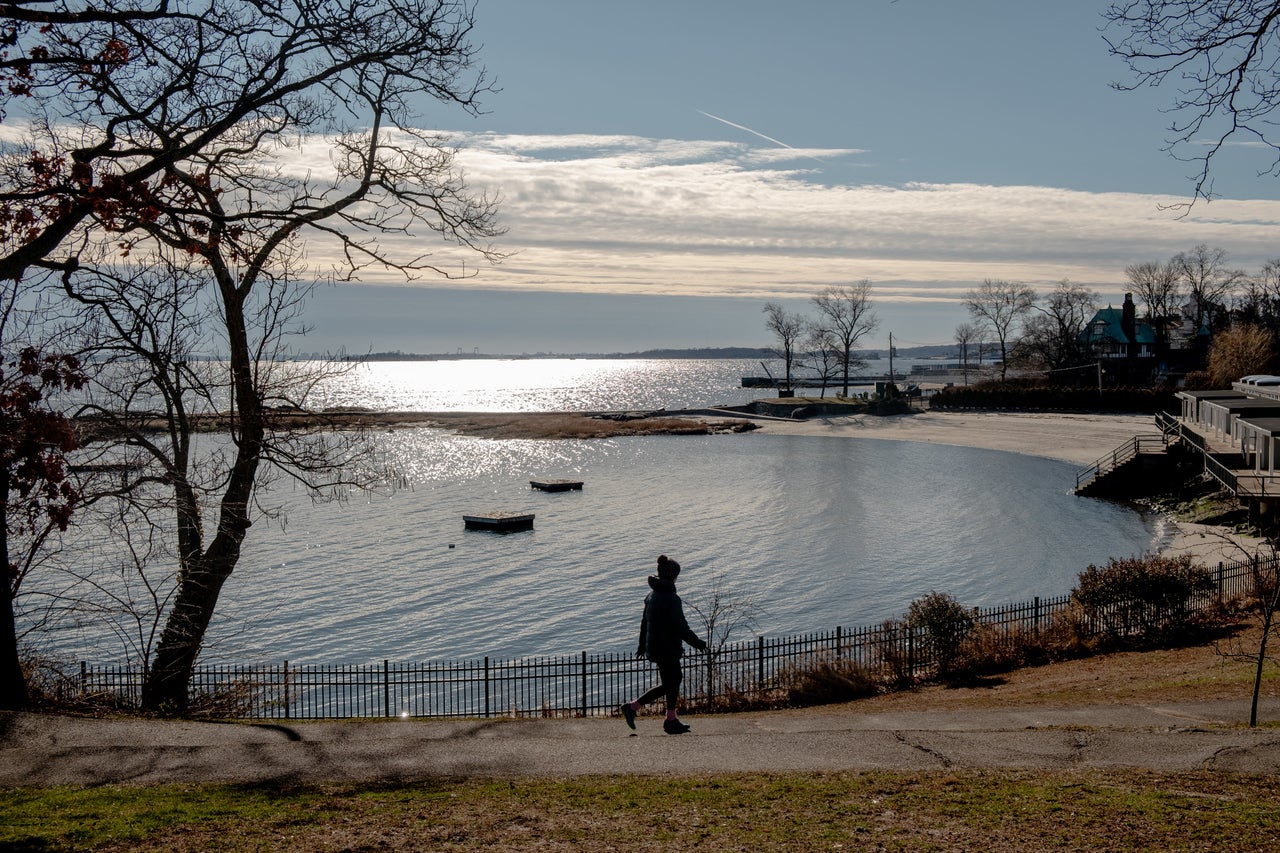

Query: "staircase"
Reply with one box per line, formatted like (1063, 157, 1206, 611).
(1075, 433, 1172, 496)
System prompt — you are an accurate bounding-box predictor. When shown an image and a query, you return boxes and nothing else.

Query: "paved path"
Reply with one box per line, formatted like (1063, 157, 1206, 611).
(5, 700, 1280, 786)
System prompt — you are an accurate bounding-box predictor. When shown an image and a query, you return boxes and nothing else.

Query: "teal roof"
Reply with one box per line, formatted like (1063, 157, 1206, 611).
(1081, 307, 1156, 346)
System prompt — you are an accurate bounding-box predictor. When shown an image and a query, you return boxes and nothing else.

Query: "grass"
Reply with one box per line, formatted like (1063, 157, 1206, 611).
(4, 771, 1279, 851)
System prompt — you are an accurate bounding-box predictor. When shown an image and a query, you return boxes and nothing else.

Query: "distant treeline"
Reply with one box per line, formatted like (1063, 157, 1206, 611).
(930, 382, 1178, 414)
(345, 344, 953, 361)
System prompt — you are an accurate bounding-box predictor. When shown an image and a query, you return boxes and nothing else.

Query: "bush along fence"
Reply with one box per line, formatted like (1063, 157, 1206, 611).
(51, 554, 1269, 720)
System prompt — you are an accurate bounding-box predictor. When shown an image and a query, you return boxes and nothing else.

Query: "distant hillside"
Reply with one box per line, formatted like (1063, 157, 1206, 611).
(338, 345, 959, 362)
(346, 347, 776, 361)
(872, 345, 957, 359)
(612, 346, 775, 359)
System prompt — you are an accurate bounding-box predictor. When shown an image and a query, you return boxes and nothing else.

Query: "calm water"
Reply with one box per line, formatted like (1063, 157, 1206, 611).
(41, 359, 1167, 665)
(311, 356, 921, 412)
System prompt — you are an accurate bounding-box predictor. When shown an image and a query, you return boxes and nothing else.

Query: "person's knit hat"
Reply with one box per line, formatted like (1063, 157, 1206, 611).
(656, 554, 681, 580)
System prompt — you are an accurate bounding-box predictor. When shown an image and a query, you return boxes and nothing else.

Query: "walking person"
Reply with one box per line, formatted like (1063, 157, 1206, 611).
(619, 554, 707, 734)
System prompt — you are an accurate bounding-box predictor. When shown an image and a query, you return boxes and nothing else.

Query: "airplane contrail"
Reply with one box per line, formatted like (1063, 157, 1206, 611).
(698, 110, 796, 149)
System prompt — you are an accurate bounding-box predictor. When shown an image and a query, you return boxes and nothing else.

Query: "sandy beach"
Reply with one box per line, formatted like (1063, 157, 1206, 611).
(749, 409, 1152, 467)
(749, 409, 1265, 566)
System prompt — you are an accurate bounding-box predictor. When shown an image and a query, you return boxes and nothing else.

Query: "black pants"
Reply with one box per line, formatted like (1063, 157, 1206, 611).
(635, 656, 683, 711)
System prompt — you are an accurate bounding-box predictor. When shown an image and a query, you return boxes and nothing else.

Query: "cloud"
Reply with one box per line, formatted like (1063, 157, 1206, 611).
(404, 131, 1280, 303)
(17, 121, 1280, 307)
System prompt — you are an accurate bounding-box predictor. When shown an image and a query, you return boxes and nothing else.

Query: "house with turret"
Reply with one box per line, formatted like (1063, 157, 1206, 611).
(1079, 292, 1211, 385)
(1080, 293, 1156, 360)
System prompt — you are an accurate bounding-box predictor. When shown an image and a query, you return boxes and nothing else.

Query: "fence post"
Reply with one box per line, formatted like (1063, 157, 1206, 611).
(383, 659, 390, 718)
(1218, 561, 1225, 607)
(483, 656, 490, 718)
(79, 661, 86, 702)
(907, 625, 915, 677)
(835, 625, 843, 659)
(756, 636, 765, 692)
(1033, 597, 1040, 636)
(283, 660, 290, 720)
(581, 650, 588, 718)
(705, 647, 714, 707)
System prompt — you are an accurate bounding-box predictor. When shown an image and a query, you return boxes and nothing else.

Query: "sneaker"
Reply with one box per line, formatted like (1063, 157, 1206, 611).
(663, 718, 691, 735)
(620, 703, 636, 730)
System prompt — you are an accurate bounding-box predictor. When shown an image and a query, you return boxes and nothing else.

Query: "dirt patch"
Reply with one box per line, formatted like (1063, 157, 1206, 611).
(77, 410, 759, 441)
(413, 411, 758, 439)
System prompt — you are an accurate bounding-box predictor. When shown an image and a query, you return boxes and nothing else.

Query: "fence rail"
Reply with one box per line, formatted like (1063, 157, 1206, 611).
(61, 555, 1274, 720)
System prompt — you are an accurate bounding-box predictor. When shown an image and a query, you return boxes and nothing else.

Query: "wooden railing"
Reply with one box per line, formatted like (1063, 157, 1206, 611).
(1075, 433, 1168, 491)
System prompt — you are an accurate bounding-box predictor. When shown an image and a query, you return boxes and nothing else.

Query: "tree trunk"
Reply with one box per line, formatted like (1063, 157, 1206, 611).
(0, 478, 30, 710)
(1251, 611, 1269, 728)
(141, 277, 263, 714)
(141, 551, 240, 713)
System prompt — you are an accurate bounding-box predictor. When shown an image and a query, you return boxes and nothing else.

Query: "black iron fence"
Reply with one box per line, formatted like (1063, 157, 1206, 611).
(61, 555, 1271, 720)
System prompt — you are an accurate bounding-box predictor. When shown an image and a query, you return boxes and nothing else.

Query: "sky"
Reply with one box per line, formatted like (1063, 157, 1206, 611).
(297, 0, 1280, 355)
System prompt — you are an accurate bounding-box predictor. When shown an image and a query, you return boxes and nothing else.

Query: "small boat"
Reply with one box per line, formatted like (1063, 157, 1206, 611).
(530, 479, 584, 492)
(463, 512, 535, 532)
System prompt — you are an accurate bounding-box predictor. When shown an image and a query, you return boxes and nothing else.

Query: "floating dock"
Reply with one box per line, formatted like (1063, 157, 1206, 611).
(463, 512, 535, 532)
(530, 479, 584, 492)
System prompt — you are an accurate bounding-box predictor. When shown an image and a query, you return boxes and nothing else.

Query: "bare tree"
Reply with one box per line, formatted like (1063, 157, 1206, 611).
(964, 279, 1036, 381)
(1126, 260, 1182, 350)
(686, 572, 760, 701)
(954, 322, 981, 384)
(811, 281, 879, 397)
(1105, 1, 1280, 203)
(1202, 534, 1280, 727)
(0, 0, 499, 284)
(1236, 259, 1280, 336)
(1174, 244, 1244, 332)
(801, 323, 842, 399)
(763, 302, 806, 395)
(1018, 280, 1099, 371)
(7, 0, 504, 712)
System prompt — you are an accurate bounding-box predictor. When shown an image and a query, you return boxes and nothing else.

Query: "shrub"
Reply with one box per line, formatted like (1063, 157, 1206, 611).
(928, 380, 1177, 413)
(906, 591, 976, 677)
(875, 618, 917, 688)
(950, 622, 1033, 677)
(1035, 600, 1103, 658)
(780, 655, 879, 707)
(1072, 553, 1213, 641)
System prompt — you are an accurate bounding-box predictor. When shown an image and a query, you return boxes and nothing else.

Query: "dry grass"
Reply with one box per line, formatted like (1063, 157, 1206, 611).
(10, 770, 1278, 852)
(832, 617, 1276, 716)
(75, 409, 760, 441)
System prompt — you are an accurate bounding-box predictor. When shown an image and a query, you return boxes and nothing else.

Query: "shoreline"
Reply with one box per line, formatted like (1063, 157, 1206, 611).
(747, 409, 1265, 565)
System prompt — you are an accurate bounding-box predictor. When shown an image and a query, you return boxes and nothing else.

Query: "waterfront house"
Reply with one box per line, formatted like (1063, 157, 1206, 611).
(1080, 294, 1157, 361)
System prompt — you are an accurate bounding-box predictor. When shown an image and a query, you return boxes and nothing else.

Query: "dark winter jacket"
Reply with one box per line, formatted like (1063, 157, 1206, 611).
(636, 575, 706, 661)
